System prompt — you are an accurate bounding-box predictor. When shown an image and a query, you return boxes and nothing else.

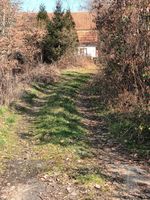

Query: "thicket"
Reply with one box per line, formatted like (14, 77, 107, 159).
(92, 0, 150, 156)
(0, 0, 48, 105)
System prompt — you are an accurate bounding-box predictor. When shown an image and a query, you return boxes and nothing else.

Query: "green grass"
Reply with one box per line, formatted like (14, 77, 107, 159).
(0, 106, 16, 147)
(16, 70, 98, 175)
(0, 107, 16, 142)
(108, 112, 150, 156)
(77, 173, 105, 186)
(0, 106, 22, 172)
(71, 167, 105, 188)
(15, 69, 108, 189)
(29, 71, 91, 146)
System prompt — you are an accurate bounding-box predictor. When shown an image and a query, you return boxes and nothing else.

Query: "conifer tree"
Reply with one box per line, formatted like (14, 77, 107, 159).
(42, 0, 78, 63)
(37, 4, 49, 28)
(63, 10, 79, 51)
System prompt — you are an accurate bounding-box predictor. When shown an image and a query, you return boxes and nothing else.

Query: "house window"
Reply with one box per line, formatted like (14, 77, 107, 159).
(79, 48, 87, 56)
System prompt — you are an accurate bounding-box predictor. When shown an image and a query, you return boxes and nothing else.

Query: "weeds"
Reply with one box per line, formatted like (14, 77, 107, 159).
(109, 111, 150, 156)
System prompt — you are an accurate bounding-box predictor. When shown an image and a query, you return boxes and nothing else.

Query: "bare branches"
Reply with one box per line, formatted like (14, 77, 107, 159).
(0, 1, 46, 105)
(93, 0, 149, 106)
(0, 0, 18, 36)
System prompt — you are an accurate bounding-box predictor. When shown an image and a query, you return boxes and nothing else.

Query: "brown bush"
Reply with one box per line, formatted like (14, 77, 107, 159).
(92, 0, 150, 109)
(56, 50, 95, 69)
(0, 1, 49, 105)
(30, 64, 59, 84)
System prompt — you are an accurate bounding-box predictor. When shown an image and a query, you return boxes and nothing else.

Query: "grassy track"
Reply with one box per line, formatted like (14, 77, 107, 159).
(0, 66, 107, 199)
(22, 69, 105, 188)
(0, 66, 149, 200)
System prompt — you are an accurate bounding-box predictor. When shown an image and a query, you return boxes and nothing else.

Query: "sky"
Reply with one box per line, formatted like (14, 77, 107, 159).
(21, 0, 85, 12)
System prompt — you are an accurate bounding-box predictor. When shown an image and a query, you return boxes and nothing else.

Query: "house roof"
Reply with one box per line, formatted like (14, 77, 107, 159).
(71, 12, 97, 45)
(77, 30, 97, 45)
(71, 12, 96, 30)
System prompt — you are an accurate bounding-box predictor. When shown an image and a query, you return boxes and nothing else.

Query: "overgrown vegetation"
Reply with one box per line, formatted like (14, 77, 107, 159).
(93, 0, 149, 104)
(109, 111, 150, 153)
(0, 1, 149, 198)
(0, 0, 46, 105)
(91, 0, 150, 157)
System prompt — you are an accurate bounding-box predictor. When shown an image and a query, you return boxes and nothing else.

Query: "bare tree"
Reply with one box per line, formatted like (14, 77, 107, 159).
(0, 0, 19, 36)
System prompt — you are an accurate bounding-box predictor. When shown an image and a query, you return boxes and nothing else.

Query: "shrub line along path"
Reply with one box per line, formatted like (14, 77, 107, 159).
(0, 66, 149, 200)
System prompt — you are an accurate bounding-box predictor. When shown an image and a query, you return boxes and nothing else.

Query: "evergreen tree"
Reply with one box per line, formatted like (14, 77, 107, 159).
(37, 4, 49, 28)
(64, 10, 75, 30)
(63, 10, 79, 50)
(42, 0, 78, 63)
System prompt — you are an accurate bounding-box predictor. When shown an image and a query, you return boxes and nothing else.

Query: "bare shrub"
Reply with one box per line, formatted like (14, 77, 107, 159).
(56, 49, 95, 69)
(0, 67, 20, 105)
(89, 0, 150, 153)
(92, 0, 150, 108)
(30, 64, 59, 84)
(0, 1, 50, 105)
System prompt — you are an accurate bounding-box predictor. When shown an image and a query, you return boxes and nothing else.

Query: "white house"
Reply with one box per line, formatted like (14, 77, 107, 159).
(78, 43, 97, 58)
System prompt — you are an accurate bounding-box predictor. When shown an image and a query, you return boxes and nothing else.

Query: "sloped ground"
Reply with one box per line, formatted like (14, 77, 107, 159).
(0, 66, 149, 200)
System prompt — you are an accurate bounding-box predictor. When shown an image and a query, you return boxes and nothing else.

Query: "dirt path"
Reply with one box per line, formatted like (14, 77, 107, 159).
(77, 84, 150, 199)
(0, 67, 149, 200)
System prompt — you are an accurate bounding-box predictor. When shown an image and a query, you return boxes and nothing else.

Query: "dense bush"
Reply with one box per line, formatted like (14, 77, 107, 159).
(109, 111, 150, 151)
(91, 0, 150, 155)
(0, 1, 49, 105)
(93, 0, 149, 106)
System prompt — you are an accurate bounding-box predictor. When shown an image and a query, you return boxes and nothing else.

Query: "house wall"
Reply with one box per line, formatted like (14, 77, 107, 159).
(78, 45, 97, 58)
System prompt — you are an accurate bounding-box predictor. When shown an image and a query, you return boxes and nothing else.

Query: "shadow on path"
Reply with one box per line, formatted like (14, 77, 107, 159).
(15, 71, 91, 147)
(77, 80, 150, 200)
(4, 69, 149, 200)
